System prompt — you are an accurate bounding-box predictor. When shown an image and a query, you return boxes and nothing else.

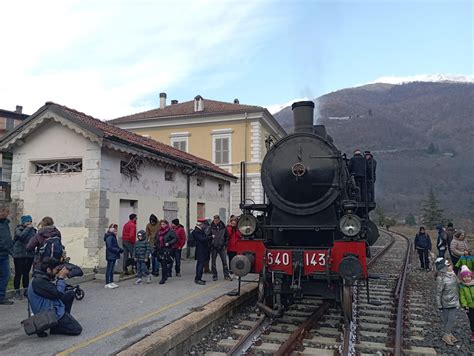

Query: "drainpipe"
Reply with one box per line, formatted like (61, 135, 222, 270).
(185, 167, 197, 258)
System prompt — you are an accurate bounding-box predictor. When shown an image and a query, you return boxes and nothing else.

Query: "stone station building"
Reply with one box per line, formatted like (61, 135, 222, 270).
(0, 102, 235, 269)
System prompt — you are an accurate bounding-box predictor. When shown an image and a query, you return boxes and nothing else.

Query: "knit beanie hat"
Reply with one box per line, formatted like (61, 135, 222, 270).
(459, 265, 472, 279)
(435, 257, 449, 271)
(21, 215, 32, 224)
(137, 230, 146, 240)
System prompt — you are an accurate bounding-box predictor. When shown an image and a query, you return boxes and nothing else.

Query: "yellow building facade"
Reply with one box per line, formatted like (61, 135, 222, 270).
(111, 95, 286, 214)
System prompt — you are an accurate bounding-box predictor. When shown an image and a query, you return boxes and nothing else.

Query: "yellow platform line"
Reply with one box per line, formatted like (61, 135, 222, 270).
(56, 281, 226, 356)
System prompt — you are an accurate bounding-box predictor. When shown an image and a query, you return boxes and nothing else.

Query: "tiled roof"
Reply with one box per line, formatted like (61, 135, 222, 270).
(43, 102, 235, 180)
(110, 98, 265, 124)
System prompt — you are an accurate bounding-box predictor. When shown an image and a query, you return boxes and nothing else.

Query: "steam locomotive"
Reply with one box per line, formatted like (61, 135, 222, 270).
(231, 101, 379, 322)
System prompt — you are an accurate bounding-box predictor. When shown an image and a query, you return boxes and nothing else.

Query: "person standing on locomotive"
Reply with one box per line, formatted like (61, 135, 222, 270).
(349, 149, 367, 201)
(364, 151, 377, 202)
(209, 215, 231, 281)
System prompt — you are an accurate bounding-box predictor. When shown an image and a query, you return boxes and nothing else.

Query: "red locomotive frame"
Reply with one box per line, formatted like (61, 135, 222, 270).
(235, 239, 368, 279)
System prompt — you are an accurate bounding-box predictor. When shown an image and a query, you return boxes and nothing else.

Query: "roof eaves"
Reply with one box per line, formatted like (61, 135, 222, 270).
(48, 104, 105, 138)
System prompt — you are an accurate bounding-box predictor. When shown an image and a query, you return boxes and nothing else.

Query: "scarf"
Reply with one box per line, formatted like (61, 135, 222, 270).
(159, 225, 170, 247)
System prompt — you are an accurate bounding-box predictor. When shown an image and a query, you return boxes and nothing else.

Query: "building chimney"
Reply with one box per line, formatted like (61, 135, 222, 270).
(233, 98, 239, 104)
(15, 105, 23, 114)
(194, 95, 204, 112)
(292, 101, 314, 134)
(159, 92, 167, 109)
(171, 100, 178, 105)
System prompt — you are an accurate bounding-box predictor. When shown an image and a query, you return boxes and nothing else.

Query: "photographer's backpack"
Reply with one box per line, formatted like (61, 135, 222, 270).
(39, 236, 64, 261)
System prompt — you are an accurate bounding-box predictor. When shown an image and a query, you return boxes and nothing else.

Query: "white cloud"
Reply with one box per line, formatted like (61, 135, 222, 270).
(370, 74, 474, 85)
(0, 0, 274, 119)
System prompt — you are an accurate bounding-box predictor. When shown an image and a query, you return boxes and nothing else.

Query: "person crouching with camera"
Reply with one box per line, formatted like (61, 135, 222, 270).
(28, 257, 82, 337)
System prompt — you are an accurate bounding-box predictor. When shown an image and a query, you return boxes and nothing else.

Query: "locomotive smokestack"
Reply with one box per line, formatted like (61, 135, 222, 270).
(292, 101, 314, 134)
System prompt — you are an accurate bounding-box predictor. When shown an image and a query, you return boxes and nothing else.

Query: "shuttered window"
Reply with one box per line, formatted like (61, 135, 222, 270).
(214, 137, 230, 164)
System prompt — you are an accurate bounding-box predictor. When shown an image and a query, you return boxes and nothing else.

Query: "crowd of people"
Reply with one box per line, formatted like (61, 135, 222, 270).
(103, 213, 242, 288)
(0, 201, 243, 338)
(414, 223, 474, 345)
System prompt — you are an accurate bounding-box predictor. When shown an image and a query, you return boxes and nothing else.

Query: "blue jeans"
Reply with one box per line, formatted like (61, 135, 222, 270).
(0, 256, 10, 301)
(106, 259, 116, 284)
(137, 261, 149, 278)
(151, 256, 160, 274)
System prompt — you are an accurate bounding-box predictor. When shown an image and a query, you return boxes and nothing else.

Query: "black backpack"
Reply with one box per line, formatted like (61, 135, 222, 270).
(39, 236, 64, 261)
(187, 230, 197, 247)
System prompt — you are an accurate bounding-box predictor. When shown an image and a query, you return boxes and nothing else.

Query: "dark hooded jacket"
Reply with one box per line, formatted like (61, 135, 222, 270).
(365, 155, 377, 182)
(209, 221, 229, 250)
(0, 218, 13, 258)
(104, 231, 123, 261)
(27, 226, 62, 268)
(349, 153, 366, 178)
(13, 224, 37, 258)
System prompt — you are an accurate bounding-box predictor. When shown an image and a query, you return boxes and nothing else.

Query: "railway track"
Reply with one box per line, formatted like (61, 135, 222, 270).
(187, 230, 438, 356)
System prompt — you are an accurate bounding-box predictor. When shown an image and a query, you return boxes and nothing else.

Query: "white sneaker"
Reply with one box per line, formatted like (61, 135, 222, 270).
(134, 278, 142, 285)
(147, 275, 152, 284)
(104, 283, 112, 289)
(110, 283, 119, 289)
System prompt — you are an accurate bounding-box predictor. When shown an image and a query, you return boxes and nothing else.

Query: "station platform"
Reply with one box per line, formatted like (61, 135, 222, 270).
(0, 259, 254, 356)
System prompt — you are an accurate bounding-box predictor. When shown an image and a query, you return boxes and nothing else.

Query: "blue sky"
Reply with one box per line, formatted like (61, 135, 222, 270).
(0, 0, 472, 119)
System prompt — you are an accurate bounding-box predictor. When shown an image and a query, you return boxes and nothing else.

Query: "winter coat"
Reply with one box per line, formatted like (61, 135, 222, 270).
(122, 220, 137, 244)
(455, 255, 474, 270)
(414, 233, 431, 250)
(0, 218, 13, 257)
(436, 271, 460, 309)
(348, 154, 366, 178)
(209, 221, 229, 250)
(450, 237, 470, 258)
(172, 225, 186, 249)
(104, 232, 122, 261)
(28, 270, 67, 320)
(192, 226, 210, 262)
(226, 226, 242, 253)
(134, 239, 151, 261)
(146, 222, 159, 247)
(27, 226, 62, 269)
(436, 229, 447, 250)
(459, 283, 474, 309)
(366, 157, 377, 182)
(156, 227, 177, 250)
(446, 227, 456, 250)
(12, 224, 36, 258)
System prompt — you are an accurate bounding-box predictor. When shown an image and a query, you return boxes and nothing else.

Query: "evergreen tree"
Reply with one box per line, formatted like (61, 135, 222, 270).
(385, 217, 396, 230)
(421, 188, 444, 228)
(373, 206, 386, 227)
(405, 213, 416, 226)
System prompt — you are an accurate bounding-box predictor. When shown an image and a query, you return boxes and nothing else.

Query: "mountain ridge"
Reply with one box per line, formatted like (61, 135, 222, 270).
(273, 81, 474, 230)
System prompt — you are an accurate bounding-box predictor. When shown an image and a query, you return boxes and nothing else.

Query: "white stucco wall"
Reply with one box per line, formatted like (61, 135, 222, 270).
(10, 121, 94, 265)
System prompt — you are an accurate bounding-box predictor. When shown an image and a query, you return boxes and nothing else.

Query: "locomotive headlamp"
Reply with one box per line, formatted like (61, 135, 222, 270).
(238, 214, 257, 236)
(339, 214, 361, 237)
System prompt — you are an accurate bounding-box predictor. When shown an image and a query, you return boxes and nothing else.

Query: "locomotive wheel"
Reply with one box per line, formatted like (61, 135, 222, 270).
(341, 285, 353, 324)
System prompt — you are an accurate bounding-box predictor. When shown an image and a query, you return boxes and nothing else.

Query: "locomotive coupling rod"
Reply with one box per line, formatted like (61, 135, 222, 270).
(274, 302, 331, 356)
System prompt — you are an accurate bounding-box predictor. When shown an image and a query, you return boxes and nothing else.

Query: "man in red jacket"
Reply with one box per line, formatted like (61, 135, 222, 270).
(122, 214, 137, 275)
(171, 219, 186, 277)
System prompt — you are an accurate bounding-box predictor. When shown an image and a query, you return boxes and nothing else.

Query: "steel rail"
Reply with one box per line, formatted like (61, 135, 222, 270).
(388, 230, 411, 356)
(274, 302, 331, 356)
(226, 315, 271, 356)
(340, 230, 398, 356)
